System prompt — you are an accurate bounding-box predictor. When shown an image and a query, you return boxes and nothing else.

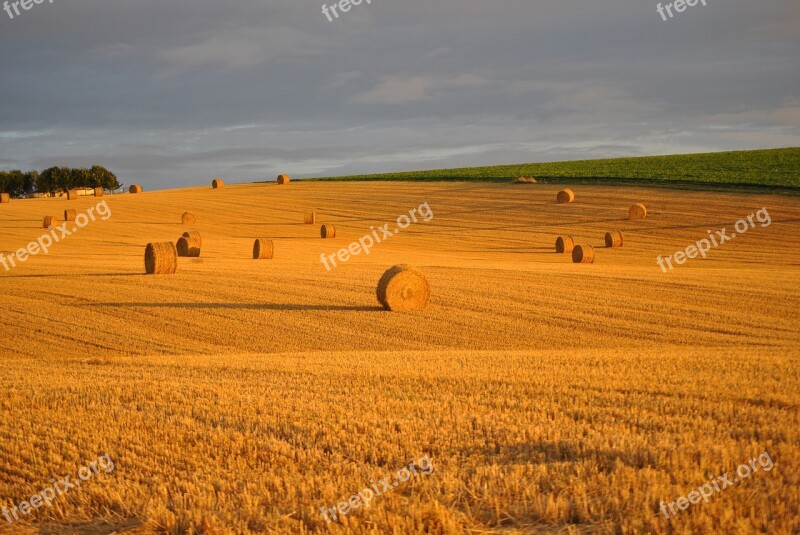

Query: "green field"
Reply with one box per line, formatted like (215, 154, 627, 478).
(310, 147, 800, 189)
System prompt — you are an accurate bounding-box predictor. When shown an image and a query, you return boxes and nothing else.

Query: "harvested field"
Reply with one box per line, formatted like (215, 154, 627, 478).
(0, 181, 798, 534)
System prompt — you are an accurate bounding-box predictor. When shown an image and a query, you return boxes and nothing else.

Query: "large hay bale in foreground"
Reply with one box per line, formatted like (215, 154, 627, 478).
(557, 189, 575, 204)
(212, 179, 224, 189)
(181, 231, 202, 247)
(605, 230, 624, 248)
(67, 189, 78, 200)
(43, 215, 58, 229)
(253, 238, 274, 259)
(0, 193, 9, 204)
(555, 235, 574, 254)
(181, 212, 197, 225)
(176, 235, 201, 257)
(572, 245, 595, 264)
(129, 184, 143, 194)
(320, 224, 336, 238)
(304, 210, 316, 224)
(277, 174, 290, 185)
(94, 187, 104, 197)
(145, 242, 178, 275)
(377, 265, 431, 312)
(64, 209, 77, 222)
(629, 203, 647, 220)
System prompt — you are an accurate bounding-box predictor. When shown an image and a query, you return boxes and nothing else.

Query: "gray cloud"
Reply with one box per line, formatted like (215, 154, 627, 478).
(0, 0, 798, 189)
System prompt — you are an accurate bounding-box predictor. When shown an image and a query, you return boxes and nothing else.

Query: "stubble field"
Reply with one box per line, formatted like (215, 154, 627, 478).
(0, 181, 799, 534)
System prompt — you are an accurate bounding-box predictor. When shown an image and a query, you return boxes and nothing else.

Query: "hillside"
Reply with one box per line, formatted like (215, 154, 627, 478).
(309, 147, 800, 188)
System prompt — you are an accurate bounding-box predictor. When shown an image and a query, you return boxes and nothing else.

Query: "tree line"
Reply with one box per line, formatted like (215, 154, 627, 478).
(0, 166, 122, 198)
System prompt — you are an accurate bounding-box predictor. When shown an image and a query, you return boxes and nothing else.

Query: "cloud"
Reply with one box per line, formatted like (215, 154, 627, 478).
(350, 73, 490, 105)
(329, 71, 362, 88)
(156, 27, 324, 73)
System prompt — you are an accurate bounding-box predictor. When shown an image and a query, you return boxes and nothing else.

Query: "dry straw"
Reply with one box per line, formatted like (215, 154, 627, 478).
(182, 231, 202, 247)
(320, 224, 336, 238)
(212, 179, 224, 189)
(64, 209, 77, 222)
(181, 212, 197, 225)
(572, 245, 595, 264)
(513, 177, 538, 184)
(129, 184, 143, 194)
(376, 265, 431, 311)
(557, 189, 575, 204)
(555, 235, 575, 254)
(67, 189, 78, 200)
(0, 193, 10, 204)
(304, 210, 316, 224)
(277, 174, 290, 185)
(176, 235, 201, 257)
(605, 230, 624, 248)
(145, 242, 178, 275)
(629, 203, 647, 220)
(42, 215, 58, 229)
(94, 187, 104, 197)
(253, 238, 274, 259)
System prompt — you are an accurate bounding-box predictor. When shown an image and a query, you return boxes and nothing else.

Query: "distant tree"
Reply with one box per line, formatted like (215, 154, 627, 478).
(2, 170, 26, 197)
(90, 165, 121, 191)
(22, 170, 38, 196)
(38, 167, 56, 194)
(3, 165, 120, 196)
(38, 166, 72, 194)
(69, 167, 92, 188)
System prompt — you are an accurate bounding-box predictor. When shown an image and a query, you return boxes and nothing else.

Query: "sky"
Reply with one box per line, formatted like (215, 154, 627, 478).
(0, 0, 798, 190)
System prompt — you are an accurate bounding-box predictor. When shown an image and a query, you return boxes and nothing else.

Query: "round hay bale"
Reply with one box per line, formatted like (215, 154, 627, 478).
(176, 236, 201, 257)
(43, 215, 58, 229)
(277, 174, 290, 185)
(572, 245, 595, 264)
(320, 224, 336, 239)
(64, 209, 77, 222)
(557, 189, 575, 204)
(555, 235, 575, 254)
(376, 265, 431, 312)
(94, 187, 104, 197)
(67, 189, 78, 201)
(145, 242, 178, 275)
(212, 179, 224, 189)
(253, 238, 274, 260)
(181, 231, 202, 247)
(605, 230, 624, 248)
(629, 203, 647, 220)
(129, 184, 143, 194)
(0, 193, 9, 204)
(181, 212, 197, 225)
(304, 210, 316, 224)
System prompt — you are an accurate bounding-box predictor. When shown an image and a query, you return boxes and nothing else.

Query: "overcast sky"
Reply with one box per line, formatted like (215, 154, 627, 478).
(0, 0, 798, 190)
